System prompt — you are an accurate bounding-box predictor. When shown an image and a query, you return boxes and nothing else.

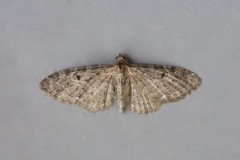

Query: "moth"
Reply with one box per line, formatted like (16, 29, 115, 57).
(40, 53, 201, 114)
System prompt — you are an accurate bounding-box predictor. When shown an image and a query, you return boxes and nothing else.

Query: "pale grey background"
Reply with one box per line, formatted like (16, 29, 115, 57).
(0, 0, 240, 160)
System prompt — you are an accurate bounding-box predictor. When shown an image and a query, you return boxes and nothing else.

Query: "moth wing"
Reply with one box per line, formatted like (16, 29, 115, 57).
(127, 64, 202, 114)
(40, 65, 116, 112)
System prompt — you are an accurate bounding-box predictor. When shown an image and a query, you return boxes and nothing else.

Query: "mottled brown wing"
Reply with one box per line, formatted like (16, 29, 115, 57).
(40, 65, 116, 112)
(128, 64, 202, 114)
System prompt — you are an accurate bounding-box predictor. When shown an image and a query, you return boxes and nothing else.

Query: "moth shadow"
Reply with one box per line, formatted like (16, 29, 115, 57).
(123, 53, 136, 64)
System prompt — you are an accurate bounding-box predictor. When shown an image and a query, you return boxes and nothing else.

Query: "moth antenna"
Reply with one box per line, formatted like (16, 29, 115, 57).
(119, 53, 124, 57)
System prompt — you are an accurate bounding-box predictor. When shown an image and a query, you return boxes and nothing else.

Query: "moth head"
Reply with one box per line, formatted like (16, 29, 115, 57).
(115, 53, 128, 64)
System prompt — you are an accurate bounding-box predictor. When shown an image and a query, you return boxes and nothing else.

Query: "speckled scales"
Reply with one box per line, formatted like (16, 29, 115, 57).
(40, 65, 116, 112)
(128, 65, 201, 114)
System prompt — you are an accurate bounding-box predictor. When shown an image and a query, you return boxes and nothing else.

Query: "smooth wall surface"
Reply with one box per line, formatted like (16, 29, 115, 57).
(1, 0, 240, 160)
